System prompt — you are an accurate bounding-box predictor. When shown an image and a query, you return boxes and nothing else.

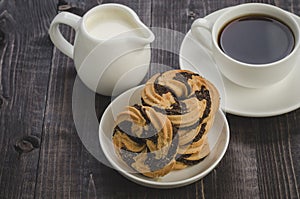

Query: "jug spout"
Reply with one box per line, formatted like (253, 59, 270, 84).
(133, 26, 155, 46)
(104, 3, 155, 46)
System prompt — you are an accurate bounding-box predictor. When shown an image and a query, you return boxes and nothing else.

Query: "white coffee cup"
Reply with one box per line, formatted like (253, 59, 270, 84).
(191, 3, 300, 88)
(49, 4, 155, 95)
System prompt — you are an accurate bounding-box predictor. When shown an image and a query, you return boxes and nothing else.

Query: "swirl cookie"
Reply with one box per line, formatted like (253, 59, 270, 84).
(141, 70, 220, 169)
(112, 104, 178, 178)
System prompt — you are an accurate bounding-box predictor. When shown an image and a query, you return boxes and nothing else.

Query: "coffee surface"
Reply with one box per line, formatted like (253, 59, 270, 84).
(218, 15, 295, 64)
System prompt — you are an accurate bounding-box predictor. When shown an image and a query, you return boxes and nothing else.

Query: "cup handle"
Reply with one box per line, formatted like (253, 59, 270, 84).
(48, 12, 81, 58)
(191, 18, 213, 51)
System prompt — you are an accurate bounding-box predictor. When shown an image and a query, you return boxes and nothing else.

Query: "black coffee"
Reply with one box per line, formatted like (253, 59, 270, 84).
(218, 15, 295, 64)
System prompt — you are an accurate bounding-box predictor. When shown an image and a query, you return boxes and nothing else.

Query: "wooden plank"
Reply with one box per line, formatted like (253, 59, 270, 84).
(0, 0, 57, 198)
(288, 111, 300, 198)
(254, 111, 300, 199)
(34, 0, 88, 197)
(203, 111, 299, 199)
(203, 115, 260, 198)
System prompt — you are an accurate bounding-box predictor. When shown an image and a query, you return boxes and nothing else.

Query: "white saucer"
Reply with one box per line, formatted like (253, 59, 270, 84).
(180, 7, 300, 117)
(99, 85, 230, 188)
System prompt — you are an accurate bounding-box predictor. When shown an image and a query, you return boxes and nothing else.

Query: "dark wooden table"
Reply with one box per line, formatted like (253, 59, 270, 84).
(0, 0, 299, 198)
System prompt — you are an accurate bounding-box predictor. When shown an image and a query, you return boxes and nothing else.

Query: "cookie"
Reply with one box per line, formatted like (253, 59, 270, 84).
(112, 104, 179, 178)
(174, 136, 210, 170)
(141, 70, 220, 168)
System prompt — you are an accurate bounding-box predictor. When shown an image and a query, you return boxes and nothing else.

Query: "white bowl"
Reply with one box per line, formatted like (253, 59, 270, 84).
(99, 85, 230, 188)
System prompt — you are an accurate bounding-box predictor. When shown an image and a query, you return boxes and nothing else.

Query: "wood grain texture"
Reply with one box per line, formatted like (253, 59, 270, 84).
(34, 1, 90, 198)
(0, 0, 56, 198)
(0, 0, 299, 198)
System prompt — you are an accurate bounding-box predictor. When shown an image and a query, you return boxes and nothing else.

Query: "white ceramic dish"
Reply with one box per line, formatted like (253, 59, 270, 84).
(180, 7, 300, 117)
(99, 85, 230, 188)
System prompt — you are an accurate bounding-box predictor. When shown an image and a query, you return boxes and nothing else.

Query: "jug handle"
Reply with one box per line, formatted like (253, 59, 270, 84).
(49, 12, 81, 58)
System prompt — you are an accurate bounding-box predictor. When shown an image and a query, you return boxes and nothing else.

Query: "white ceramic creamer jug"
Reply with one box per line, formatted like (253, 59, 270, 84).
(49, 4, 154, 95)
